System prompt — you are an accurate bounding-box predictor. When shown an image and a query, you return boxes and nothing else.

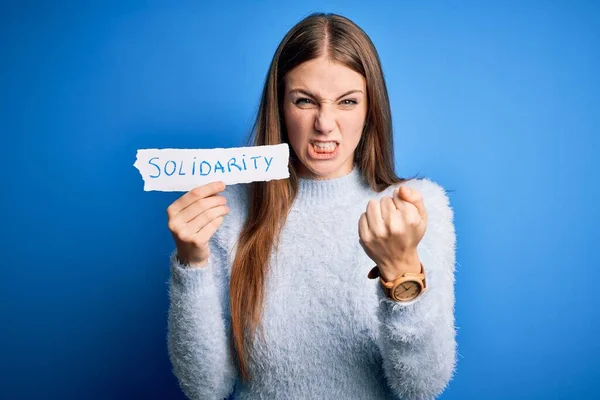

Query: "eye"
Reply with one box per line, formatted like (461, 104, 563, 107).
(341, 99, 358, 106)
(295, 98, 314, 106)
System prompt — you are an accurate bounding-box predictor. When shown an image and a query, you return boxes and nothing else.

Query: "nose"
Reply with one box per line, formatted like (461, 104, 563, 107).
(314, 106, 336, 134)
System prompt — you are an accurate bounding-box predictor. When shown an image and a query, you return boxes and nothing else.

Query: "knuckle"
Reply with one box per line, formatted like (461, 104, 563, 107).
(390, 220, 404, 234)
(209, 197, 224, 209)
(373, 229, 384, 239)
(195, 197, 209, 211)
(191, 187, 203, 198)
(208, 206, 222, 219)
(176, 231, 189, 242)
(218, 205, 229, 215)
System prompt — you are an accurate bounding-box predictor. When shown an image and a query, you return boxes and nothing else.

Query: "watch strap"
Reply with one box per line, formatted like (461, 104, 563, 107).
(368, 263, 427, 302)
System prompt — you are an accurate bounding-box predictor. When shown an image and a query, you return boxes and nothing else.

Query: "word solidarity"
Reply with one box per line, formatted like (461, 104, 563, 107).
(133, 144, 290, 192)
(147, 155, 273, 178)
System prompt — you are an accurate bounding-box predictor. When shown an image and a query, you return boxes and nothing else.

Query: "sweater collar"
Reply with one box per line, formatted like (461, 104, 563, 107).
(294, 165, 369, 207)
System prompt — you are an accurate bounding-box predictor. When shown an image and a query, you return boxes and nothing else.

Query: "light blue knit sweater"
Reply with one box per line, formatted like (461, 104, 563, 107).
(167, 166, 457, 400)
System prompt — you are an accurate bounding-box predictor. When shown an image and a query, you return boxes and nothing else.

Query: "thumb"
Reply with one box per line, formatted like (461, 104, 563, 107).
(398, 186, 427, 223)
(397, 186, 415, 201)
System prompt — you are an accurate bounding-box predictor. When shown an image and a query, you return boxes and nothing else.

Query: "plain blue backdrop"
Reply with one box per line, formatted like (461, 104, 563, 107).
(2, 1, 599, 399)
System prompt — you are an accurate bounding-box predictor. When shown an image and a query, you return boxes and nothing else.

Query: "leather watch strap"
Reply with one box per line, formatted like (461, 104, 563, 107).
(368, 263, 427, 302)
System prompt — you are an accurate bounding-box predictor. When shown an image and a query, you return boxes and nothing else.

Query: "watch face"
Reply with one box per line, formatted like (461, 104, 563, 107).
(393, 280, 421, 300)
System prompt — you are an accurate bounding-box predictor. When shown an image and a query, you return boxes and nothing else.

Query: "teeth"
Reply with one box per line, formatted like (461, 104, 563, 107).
(312, 142, 337, 150)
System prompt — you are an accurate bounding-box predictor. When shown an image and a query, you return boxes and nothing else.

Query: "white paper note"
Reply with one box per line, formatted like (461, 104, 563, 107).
(133, 144, 290, 192)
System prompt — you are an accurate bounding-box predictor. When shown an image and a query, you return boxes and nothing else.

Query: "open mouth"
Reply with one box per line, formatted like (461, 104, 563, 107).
(308, 141, 340, 159)
(310, 141, 338, 154)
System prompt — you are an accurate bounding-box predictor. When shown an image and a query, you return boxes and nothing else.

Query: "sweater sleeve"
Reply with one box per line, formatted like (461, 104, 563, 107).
(166, 229, 238, 399)
(377, 179, 458, 400)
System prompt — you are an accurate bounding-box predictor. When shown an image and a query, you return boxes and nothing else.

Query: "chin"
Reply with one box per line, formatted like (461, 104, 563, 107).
(297, 157, 352, 180)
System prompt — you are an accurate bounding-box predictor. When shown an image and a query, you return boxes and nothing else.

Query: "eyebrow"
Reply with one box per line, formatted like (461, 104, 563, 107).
(288, 89, 364, 101)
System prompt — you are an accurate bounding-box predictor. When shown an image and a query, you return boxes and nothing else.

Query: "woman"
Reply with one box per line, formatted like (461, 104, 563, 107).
(166, 12, 457, 400)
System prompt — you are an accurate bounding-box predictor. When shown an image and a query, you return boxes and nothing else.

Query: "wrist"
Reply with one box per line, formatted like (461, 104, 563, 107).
(186, 260, 209, 269)
(379, 252, 421, 282)
(177, 254, 209, 269)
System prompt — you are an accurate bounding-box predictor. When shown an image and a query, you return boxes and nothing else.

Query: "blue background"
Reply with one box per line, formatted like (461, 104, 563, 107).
(2, 1, 598, 399)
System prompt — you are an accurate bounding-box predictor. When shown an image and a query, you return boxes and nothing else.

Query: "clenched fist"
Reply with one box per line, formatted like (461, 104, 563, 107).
(358, 186, 427, 281)
(166, 181, 230, 268)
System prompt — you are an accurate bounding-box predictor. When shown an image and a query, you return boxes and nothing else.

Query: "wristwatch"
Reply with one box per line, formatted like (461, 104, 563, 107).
(368, 263, 427, 302)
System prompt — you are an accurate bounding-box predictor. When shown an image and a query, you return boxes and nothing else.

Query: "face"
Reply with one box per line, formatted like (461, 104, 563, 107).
(282, 56, 368, 180)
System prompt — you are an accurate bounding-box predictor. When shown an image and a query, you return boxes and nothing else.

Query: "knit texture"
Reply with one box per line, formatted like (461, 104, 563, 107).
(167, 166, 458, 400)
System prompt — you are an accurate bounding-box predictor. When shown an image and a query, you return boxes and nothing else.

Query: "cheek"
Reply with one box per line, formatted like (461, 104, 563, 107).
(284, 108, 312, 145)
(340, 112, 367, 142)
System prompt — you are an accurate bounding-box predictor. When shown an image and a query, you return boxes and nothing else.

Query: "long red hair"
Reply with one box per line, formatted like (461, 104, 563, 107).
(229, 12, 417, 381)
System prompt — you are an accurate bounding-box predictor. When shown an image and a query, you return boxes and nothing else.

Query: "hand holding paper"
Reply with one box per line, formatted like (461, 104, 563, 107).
(166, 180, 230, 268)
(133, 144, 290, 192)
